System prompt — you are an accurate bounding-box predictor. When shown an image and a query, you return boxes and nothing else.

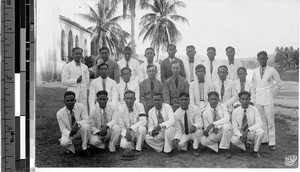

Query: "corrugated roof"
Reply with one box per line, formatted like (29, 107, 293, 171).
(59, 15, 94, 35)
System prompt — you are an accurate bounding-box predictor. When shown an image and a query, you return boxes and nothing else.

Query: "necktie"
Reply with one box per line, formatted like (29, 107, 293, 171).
(157, 110, 164, 124)
(126, 60, 129, 68)
(184, 110, 189, 135)
(128, 107, 133, 113)
(102, 108, 108, 126)
(189, 59, 194, 63)
(175, 78, 178, 89)
(210, 61, 213, 74)
(213, 108, 220, 122)
(221, 81, 225, 102)
(260, 67, 265, 78)
(102, 79, 106, 91)
(124, 83, 128, 92)
(229, 61, 234, 65)
(199, 83, 204, 100)
(242, 109, 248, 133)
(240, 81, 245, 92)
(70, 110, 75, 127)
(150, 80, 154, 91)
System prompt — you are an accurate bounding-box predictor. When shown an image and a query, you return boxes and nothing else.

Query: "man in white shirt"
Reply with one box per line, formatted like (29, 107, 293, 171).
(139, 47, 161, 82)
(117, 90, 147, 155)
(200, 91, 232, 158)
(89, 90, 120, 154)
(62, 47, 89, 111)
(116, 67, 140, 106)
(203, 47, 221, 82)
(252, 51, 283, 151)
(89, 63, 118, 113)
(182, 45, 203, 82)
(222, 46, 243, 81)
(190, 64, 215, 110)
(173, 92, 203, 157)
(117, 46, 140, 83)
(56, 91, 91, 157)
(145, 92, 176, 157)
(231, 91, 264, 158)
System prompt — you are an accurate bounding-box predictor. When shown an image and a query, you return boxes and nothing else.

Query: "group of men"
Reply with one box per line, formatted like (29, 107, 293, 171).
(57, 44, 283, 159)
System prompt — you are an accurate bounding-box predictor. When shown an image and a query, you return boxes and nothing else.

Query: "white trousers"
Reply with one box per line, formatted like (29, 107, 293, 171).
(89, 125, 121, 152)
(200, 124, 232, 152)
(178, 129, 203, 151)
(256, 104, 275, 145)
(231, 128, 264, 152)
(120, 126, 147, 151)
(145, 127, 176, 153)
(59, 123, 90, 154)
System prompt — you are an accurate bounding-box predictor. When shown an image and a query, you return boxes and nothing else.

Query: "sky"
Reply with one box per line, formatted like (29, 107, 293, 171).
(58, 0, 299, 59)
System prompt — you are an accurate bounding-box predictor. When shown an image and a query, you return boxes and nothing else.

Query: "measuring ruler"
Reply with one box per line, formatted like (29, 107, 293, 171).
(1, 0, 16, 171)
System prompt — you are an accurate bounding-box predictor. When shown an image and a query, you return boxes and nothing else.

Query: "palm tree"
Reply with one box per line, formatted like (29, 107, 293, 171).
(76, 0, 130, 58)
(139, 0, 189, 61)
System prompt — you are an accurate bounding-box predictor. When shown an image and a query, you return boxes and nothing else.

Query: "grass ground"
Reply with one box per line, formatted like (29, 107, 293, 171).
(35, 82, 298, 168)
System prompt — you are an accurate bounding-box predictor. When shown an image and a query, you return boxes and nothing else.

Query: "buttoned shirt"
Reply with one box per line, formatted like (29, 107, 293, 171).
(201, 103, 230, 130)
(203, 59, 222, 82)
(116, 80, 140, 105)
(213, 78, 238, 108)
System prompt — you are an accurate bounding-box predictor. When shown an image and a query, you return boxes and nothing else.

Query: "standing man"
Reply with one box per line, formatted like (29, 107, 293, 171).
(145, 92, 176, 157)
(56, 91, 91, 157)
(139, 47, 161, 82)
(231, 91, 264, 158)
(252, 51, 283, 151)
(200, 91, 232, 158)
(223, 46, 243, 81)
(189, 64, 215, 110)
(89, 63, 117, 112)
(203, 47, 221, 82)
(160, 44, 186, 83)
(173, 92, 203, 157)
(139, 65, 163, 114)
(89, 90, 120, 154)
(117, 46, 140, 83)
(117, 90, 147, 155)
(163, 61, 189, 112)
(182, 45, 203, 82)
(62, 47, 89, 111)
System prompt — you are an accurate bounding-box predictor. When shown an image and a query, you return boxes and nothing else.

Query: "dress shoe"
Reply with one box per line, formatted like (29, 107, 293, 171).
(83, 149, 92, 157)
(269, 145, 276, 151)
(225, 149, 232, 159)
(193, 149, 200, 157)
(134, 150, 142, 156)
(252, 151, 261, 158)
(166, 150, 174, 157)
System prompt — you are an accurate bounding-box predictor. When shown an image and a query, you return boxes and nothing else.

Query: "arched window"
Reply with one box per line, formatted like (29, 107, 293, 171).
(68, 31, 73, 57)
(84, 39, 87, 56)
(61, 30, 65, 61)
(75, 35, 79, 47)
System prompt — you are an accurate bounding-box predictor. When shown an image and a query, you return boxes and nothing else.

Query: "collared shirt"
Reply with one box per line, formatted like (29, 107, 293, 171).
(117, 58, 140, 82)
(117, 80, 140, 104)
(188, 62, 195, 82)
(201, 103, 230, 129)
(223, 59, 243, 81)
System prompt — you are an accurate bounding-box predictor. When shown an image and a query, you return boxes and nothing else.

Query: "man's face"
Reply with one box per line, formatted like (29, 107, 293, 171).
(195, 67, 206, 80)
(100, 49, 109, 62)
(208, 94, 219, 108)
(121, 69, 131, 83)
(153, 95, 163, 110)
(179, 95, 189, 110)
(239, 94, 250, 109)
(226, 48, 235, 62)
(64, 95, 76, 110)
(97, 94, 108, 109)
(124, 49, 132, 60)
(218, 67, 228, 81)
(237, 69, 247, 82)
(72, 49, 83, 63)
(99, 65, 108, 79)
(257, 54, 268, 67)
(171, 63, 180, 76)
(167, 45, 177, 58)
(207, 49, 216, 61)
(186, 47, 196, 59)
(145, 49, 155, 63)
(124, 92, 136, 108)
(147, 66, 157, 80)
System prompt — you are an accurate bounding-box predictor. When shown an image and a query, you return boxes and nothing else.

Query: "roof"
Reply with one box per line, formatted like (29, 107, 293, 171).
(59, 15, 94, 35)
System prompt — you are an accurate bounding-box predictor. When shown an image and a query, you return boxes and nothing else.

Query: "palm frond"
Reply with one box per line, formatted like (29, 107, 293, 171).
(170, 15, 190, 26)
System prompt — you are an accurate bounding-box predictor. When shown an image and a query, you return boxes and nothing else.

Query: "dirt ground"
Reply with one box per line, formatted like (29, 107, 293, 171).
(35, 81, 298, 168)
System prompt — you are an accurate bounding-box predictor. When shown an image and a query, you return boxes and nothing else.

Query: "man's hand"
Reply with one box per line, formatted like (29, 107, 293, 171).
(69, 122, 79, 137)
(99, 126, 108, 136)
(125, 128, 134, 142)
(172, 139, 180, 148)
(152, 125, 161, 136)
(189, 125, 197, 134)
(204, 123, 214, 137)
(77, 76, 82, 83)
(239, 130, 249, 143)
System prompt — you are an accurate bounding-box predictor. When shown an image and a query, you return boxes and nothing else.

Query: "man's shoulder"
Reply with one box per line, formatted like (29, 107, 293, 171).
(56, 107, 66, 117)
(90, 77, 100, 84)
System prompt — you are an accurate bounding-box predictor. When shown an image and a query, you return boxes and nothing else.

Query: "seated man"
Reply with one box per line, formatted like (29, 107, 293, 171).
(231, 91, 264, 158)
(173, 92, 204, 157)
(89, 90, 121, 154)
(117, 90, 147, 155)
(56, 91, 91, 157)
(200, 91, 232, 158)
(145, 92, 176, 157)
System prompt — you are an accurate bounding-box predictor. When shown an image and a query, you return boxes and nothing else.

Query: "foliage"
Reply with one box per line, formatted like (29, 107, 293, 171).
(274, 46, 299, 70)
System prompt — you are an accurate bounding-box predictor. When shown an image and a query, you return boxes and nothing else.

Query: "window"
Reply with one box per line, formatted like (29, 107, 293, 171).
(61, 30, 65, 61)
(68, 31, 73, 57)
(84, 39, 87, 56)
(75, 35, 79, 47)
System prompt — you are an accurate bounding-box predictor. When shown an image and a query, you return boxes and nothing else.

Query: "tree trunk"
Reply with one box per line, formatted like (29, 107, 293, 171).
(131, 8, 136, 58)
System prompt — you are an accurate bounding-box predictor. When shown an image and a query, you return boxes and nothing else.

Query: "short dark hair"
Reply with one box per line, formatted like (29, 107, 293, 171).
(167, 44, 176, 50)
(179, 92, 190, 99)
(225, 46, 235, 52)
(64, 91, 76, 99)
(124, 89, 135, 97)
(257, 51, 268, 58)
(147, 64, 157, 70)
(124, 46, 132, 52)
(207, 47, 216, 53)
(218, 65, 228, 72)
(195, 64, 206, 71)
(99, 47, 110, 53)
(237, 67, 247, 73)
(72, 47, 83, 53)
(152, 92, 163, 100)
(171, 60, 180, 66)
(145, 47, 155, 54)
(98, 62, 108, 69)
(186, 45, 195, 50)
(96, 90, 108, 98)
(238, 91, 251, 98)
(121, 67, 132, 74)
(208, 91, 219, 99)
